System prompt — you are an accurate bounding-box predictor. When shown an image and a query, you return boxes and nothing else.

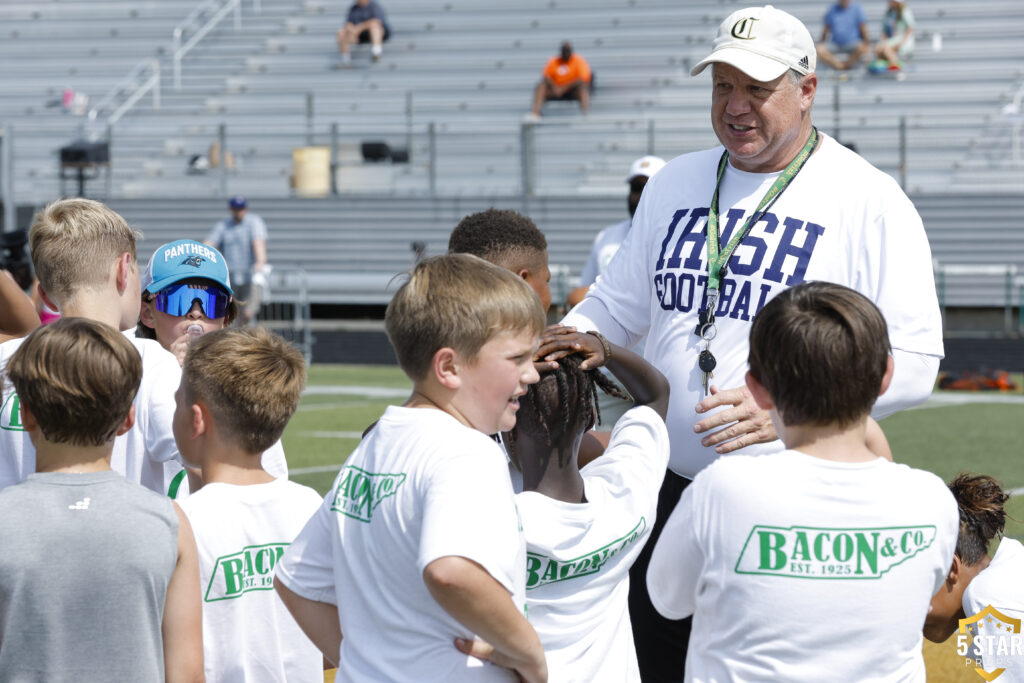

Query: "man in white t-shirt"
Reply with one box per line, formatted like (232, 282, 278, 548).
(175, 327, 322, 682)
(648, 282, 958, 681)
(561, 7, 943, 679)
(275, 254, 547, 682)
(502, 330, 669, 682)
(0, 199, 184, 497)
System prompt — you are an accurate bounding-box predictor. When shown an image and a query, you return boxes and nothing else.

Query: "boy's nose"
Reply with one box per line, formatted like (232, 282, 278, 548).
(187, 301, 204, 319)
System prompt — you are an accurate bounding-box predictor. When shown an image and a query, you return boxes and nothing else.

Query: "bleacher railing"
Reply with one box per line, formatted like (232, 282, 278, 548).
(87, 59, 161, 127)
(172, 0, 243, 91)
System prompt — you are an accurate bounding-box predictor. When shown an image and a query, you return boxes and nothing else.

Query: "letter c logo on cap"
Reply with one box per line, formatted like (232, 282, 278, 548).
(731, 17, 759, 40)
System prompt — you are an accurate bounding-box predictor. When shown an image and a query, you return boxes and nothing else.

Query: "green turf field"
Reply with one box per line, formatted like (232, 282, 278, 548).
(284, 365, 1024, 539)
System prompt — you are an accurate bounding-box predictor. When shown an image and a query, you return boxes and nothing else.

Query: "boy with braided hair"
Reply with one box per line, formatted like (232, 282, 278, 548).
(925, 473, 1024, 679)
(465, 331, 669, 681)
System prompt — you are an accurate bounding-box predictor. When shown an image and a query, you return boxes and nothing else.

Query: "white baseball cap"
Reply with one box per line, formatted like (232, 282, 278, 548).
(690, 5, 816, 82)
(627, 155, 667, 182)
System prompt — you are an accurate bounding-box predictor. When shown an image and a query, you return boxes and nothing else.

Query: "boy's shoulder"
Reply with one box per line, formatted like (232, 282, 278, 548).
(0, 471, 175, 516)
(181, 479, 322, 515)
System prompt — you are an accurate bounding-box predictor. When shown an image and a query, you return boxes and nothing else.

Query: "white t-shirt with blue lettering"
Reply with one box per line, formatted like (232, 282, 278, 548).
(180, 479, 323, 683)
(562, 135, 943, 478)
(276, 405, 527, 683)
(517, 406, 668, 683)
(647, 450, 959, 682)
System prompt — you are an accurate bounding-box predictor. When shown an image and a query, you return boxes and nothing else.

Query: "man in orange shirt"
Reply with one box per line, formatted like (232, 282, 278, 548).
(529, 41, 591, 119)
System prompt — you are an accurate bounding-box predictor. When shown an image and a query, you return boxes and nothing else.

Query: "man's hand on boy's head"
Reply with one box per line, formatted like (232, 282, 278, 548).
(533, 324, 607, 372)
(693, 384, 777, 454)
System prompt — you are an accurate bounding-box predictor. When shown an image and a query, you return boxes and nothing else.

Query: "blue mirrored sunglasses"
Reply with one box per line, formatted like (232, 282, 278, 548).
(154, 283, 230, 319)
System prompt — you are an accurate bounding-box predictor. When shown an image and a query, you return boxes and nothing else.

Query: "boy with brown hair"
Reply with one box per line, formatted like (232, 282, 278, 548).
(647, 281, 958, 681)
(276, 253, 548, 682)
(0, 317, 203, 681)
(175, 326, 323, 681)
(0, 198, 185, 496)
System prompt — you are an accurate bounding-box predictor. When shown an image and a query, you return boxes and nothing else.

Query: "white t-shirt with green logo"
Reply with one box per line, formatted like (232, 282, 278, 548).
(179, 479, 323, 683)
(276, 405, 527, 682)
(962, 537, 1024, 681)
(0, 335, 183, 495)
(518, 405, 668, 683)
(648, 450, 958, 682)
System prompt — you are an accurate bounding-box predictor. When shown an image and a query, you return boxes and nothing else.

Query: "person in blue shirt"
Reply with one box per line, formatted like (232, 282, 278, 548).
(816, 0, 870, 71)
(336, 0, 390, 65)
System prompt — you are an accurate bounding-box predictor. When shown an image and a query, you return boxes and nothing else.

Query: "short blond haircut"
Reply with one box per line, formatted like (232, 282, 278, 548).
(6, 317, 142, 447)
(29, 198, 140, 304)
(182, 327, 307, 454)
(385, 253, 546, 381)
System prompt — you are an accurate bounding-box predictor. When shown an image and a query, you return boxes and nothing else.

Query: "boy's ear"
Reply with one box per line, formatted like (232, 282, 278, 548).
(114, 252, 134, 294)
(18, 401, 38, 432)
(878, 354, 895, 397)
(115, 405, 136, 437)
(37, 283, 59, 314)
(139, 298, 156, 328)
(745, 371, 774, 411)
(432, 347, 462, 390)
(192, 401, 210, 439)
(517, 267, 531, 282)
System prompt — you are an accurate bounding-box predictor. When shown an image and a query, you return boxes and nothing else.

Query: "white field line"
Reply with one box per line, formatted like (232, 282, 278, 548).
(909, 393, 1024, 410)
(303, 385, 410, 398)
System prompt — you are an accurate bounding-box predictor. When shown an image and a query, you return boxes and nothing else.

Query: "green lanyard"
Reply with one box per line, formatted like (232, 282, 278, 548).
(701, 128, 819, 323)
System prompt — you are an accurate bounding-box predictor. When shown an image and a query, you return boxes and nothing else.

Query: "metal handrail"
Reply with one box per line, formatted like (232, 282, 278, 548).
(172, 0, 241, 90)
(87, 58, 161, 126)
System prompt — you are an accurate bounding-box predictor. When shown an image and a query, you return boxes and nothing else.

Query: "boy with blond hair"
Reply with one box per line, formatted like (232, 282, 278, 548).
(0, 317, 203, 681)
(0, 198, 185, 496)
(647, 282, 958, 681)
(276, 253, 548, 682)
(175, 327, 323, 681)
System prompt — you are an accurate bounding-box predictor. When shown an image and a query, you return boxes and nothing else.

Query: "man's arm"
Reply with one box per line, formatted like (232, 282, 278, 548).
(163, 504, 205, 683)
(425, 556, 546, 683)
(871, 349, 938, 419)
(694, 349, 938, 454)
(274, 577, 342, 666)
(252, 238, 267, 271)
(858, 20, 870, 45)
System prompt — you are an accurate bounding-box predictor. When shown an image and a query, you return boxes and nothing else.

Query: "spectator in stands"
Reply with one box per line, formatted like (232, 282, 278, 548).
(528, 41, 592, 120)
(337, 0, 391, 65)
(874, 0, 915, 71)
(816, 0, 870, 71)
(205, 196, 268, 325)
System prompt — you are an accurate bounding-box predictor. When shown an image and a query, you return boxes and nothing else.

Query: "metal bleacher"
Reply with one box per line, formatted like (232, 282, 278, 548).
(3, 0, 1024, 202)
(4, 0, 1024, 318)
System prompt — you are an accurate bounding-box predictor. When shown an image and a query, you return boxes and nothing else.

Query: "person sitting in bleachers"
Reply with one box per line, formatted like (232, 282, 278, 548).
(336, 0, 391, 65)
(816, 0, 871, 71)
(527, 42, 592, 120)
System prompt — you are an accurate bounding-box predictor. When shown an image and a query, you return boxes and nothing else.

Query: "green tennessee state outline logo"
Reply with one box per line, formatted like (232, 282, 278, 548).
(1, 393, 26, 431)
(330, 465, 407, 523)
